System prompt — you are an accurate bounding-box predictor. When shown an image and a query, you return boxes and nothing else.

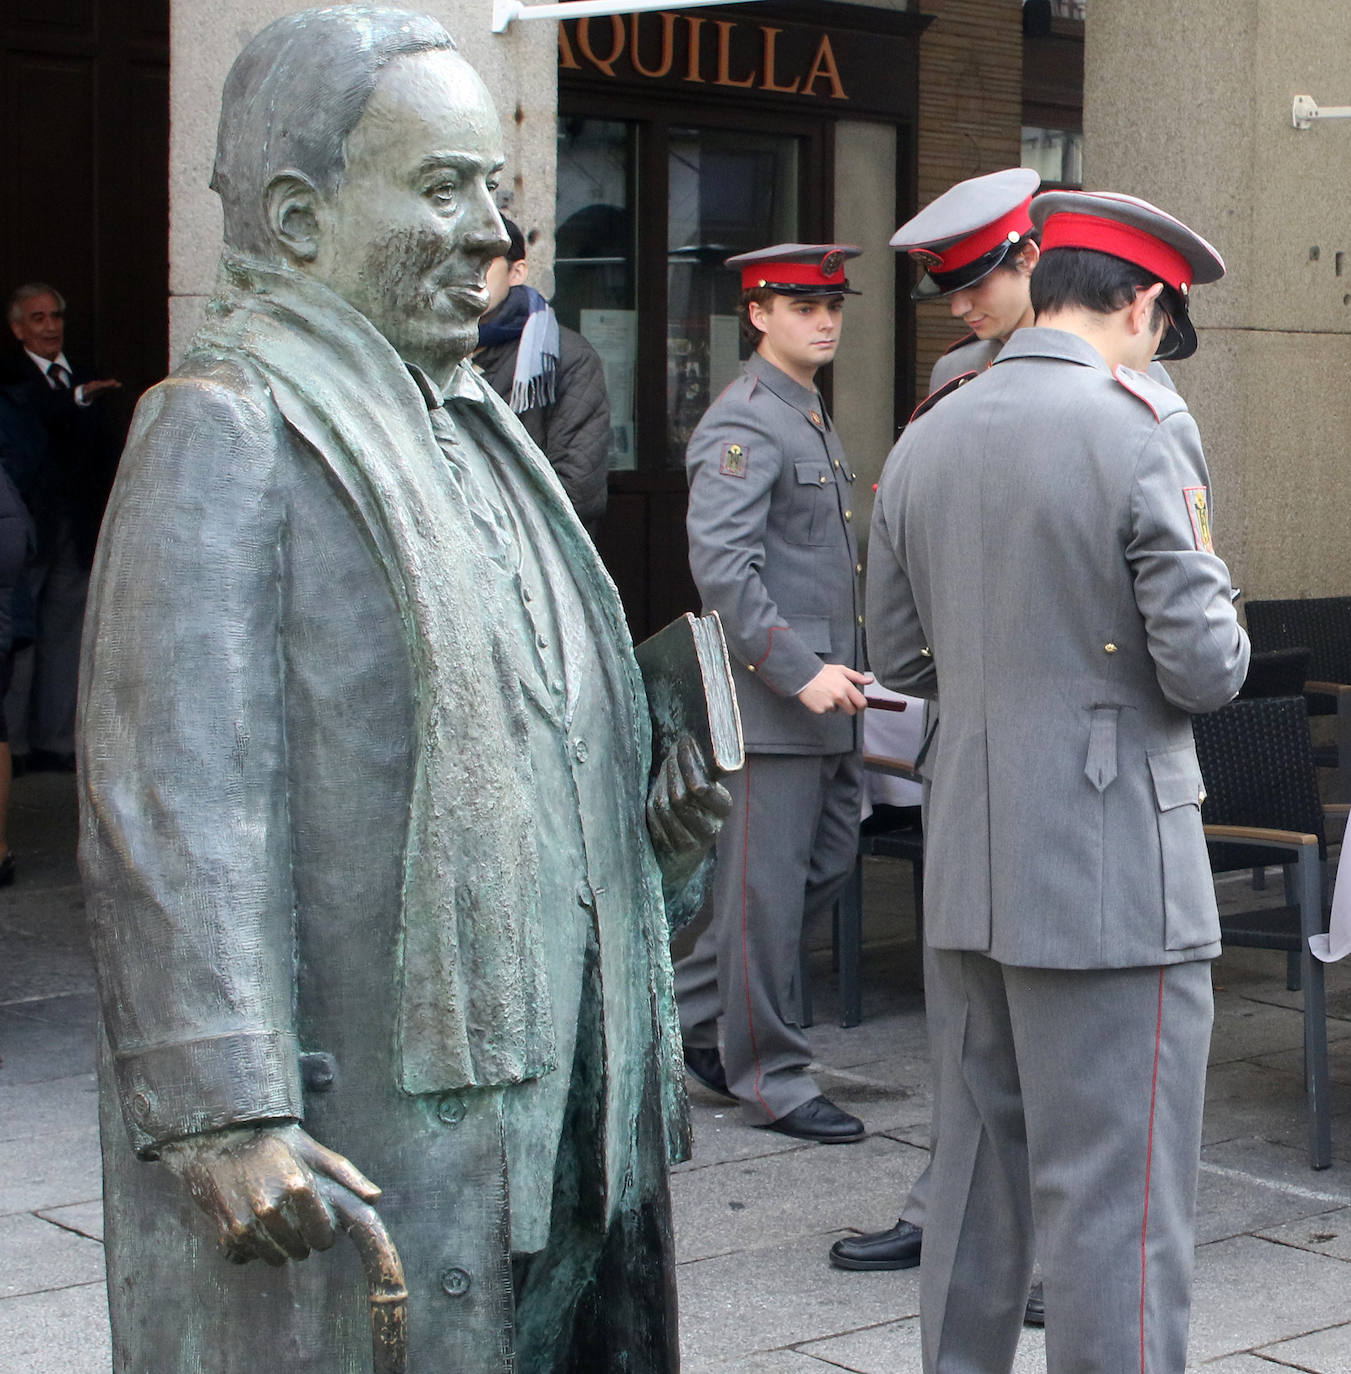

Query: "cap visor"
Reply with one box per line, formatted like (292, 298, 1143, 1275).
(908, 243, 1013, 301)
(1155, 312, 1197, 361)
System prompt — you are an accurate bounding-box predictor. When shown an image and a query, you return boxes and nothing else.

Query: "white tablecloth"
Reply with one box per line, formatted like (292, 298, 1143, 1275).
(1311, 856, 1351, 962)
(862, 683, 925, 811)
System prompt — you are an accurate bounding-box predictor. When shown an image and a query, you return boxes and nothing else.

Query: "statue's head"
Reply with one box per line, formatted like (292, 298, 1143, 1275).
(212, 6, 510, 378)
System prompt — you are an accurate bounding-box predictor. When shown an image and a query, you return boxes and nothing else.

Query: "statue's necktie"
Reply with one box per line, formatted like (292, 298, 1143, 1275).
(426, 401, 518, 573)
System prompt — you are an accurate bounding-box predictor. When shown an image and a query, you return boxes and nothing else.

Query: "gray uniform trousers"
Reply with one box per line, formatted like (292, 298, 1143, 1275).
(676, 748, 862, 1123)
(920, 949, 1213, 1374)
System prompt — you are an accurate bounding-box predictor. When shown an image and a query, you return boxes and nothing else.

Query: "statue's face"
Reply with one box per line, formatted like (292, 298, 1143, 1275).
(312, 49, 509, 380)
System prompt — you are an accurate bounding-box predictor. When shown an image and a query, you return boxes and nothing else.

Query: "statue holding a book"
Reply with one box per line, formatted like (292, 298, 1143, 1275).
(77, 9, 733, 1371)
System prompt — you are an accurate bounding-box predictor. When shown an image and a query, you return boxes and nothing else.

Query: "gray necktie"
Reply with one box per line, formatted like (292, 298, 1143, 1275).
(427, 402, 518, 571)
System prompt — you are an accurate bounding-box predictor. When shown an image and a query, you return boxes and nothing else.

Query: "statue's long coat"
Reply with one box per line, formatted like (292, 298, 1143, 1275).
(78, 260, 689, 1371)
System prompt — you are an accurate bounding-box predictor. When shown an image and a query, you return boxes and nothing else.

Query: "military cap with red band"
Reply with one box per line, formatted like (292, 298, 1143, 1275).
(890, 167, 1041, 300)
(726, 243, 863, 296)
(1031, 189, 1225, 359)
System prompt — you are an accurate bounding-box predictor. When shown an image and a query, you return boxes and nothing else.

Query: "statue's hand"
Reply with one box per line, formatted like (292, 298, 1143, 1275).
(159, 1122, 382, 1268)
(647, 734, 733, 886)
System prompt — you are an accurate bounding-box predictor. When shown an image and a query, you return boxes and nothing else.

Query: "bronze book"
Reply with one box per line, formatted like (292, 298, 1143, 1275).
(634, 610, 745, 777)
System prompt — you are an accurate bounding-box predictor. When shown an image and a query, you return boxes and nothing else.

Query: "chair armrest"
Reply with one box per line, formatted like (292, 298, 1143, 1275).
(1304, 681, 1351, 696)
(863, 752, 921, 783)
(1204, 823, 1318, 852)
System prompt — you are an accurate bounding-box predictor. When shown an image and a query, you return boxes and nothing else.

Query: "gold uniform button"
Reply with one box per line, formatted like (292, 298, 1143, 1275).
(834, 460, 840, 469)
(857, 614, 864, 626)
(920, 646, 933, 659)
(1104, 643, 1118, 654)
(747, 663, 756, 673)
(855, 562, 863, 574)
(844, 510, 853, 522)
(819, 475, 827, 485)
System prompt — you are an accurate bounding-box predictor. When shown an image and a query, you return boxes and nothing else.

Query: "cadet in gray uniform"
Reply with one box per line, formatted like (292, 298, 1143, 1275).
(903, 168, 1041, 393)
(832, 167, 1043, 1275)
(867, 191, 1247, 1371)
(676, 244, 870, 1144)
(831, 173, 1172, 1293)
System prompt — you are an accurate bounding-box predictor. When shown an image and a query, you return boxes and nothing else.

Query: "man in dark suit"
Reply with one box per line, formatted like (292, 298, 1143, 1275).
(3, 282, 120, 770)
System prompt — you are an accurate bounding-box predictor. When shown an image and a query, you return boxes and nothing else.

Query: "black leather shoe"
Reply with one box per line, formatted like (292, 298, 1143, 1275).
(1023, 1281, 1045, 1327)
(683, 1046, 735, 1100)
(761, 1095, 864, 1144)
(829, 1218, 922, 1270)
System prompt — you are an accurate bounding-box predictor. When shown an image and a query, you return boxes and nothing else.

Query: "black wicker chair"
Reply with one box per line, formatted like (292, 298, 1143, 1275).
(1192, 694, 1347, 1169)
(1244, 597, 1351, 797)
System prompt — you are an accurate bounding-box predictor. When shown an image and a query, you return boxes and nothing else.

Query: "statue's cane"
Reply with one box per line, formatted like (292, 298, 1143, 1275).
(331, 1193, 410, 1374)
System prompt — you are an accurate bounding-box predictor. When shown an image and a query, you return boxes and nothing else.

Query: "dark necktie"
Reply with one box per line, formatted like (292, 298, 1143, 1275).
(47, 361, 70, 390)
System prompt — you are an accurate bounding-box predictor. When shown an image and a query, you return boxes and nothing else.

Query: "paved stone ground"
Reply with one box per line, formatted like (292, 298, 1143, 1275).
(4, 772, 1351, 1370)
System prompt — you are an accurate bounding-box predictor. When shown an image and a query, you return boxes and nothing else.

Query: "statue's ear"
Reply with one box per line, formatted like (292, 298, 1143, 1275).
(265, 172, 324, 263)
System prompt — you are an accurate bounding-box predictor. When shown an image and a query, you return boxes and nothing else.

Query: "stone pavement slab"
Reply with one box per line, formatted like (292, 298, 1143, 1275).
(0, 1124, 102, 1216)
(1257, 1202, 1351, 1260)
(675, 1232, 920, 1367)
(1255, 1322, 1351, 1372)
(0, 1284, 110, 1372)
(0, 1212, 105, 1299)
(798, 1316, 1049, 1373)
(672, 1132, 928, 1262)
(1188, 1234, 1351, 1363)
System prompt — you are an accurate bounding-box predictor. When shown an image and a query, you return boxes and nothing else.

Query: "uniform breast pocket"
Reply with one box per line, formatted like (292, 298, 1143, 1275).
(783, 460, 836, 546)
(1148, 745, 1220, 952)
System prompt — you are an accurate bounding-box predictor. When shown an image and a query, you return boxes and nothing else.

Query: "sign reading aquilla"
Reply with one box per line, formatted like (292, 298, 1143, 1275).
(558, 9, 917, 116)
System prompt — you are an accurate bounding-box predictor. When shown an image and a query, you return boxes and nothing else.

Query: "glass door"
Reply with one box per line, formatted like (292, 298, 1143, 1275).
(555, 104, 827, 637)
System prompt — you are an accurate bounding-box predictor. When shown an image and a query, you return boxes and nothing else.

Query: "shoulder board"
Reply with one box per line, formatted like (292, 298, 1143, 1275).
(941, 329, 981, 358)
(1112, 365, 1188, 424)
(908, 371, 976, 425)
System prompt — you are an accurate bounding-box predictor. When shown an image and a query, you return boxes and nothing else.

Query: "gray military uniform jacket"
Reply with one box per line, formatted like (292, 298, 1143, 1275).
(685, 351, 862, 754)
(867, 327, 1249, 970)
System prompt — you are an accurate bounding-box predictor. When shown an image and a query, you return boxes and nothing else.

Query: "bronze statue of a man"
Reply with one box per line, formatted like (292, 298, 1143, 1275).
(78, 9, 727, 1370)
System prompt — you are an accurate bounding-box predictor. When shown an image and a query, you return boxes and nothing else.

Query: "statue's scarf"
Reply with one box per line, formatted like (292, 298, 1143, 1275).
(189, 255, 566, 1094)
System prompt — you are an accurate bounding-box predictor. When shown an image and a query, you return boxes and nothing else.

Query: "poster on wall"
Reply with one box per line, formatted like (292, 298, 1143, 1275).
(581, 308, 638, 470)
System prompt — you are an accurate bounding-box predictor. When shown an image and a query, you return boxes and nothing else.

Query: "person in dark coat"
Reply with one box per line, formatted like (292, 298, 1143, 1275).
(474, 217, 610, 535)
(2, 282, 120, 771)
(0, 392, 36, 884)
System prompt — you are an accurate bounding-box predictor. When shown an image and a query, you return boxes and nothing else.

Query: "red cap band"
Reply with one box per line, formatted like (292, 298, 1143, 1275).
(913, 197, 1034, 272)
(1040, 212, 1192, 291)
(741, 257, 849, 291)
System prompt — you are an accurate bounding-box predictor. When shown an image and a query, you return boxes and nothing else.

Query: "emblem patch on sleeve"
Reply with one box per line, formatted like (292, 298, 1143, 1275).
(720, 443, 748, 478)
(1183, 485, 1214, 553)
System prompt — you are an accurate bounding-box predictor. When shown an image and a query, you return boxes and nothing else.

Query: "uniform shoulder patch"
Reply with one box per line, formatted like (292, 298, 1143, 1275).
(1183, 485, 1214, 553)
(908, 371, 976, 425)
(720, 442, 748, 478)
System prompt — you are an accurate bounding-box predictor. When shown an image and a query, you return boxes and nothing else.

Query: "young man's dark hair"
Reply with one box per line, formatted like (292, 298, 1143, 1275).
(735, 285, 780, 343)
(1031, 246, 1181, 335)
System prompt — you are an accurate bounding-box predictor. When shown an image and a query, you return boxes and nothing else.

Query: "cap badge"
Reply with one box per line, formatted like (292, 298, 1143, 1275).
(820, 249, 845, 278)
(720, 442, 748, 478)
(909, 248, 944, 269)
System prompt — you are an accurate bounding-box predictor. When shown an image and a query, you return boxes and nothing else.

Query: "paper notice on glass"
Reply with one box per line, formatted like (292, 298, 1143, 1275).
(709, 315, 742, 400)
(581, 308, 637, 471)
